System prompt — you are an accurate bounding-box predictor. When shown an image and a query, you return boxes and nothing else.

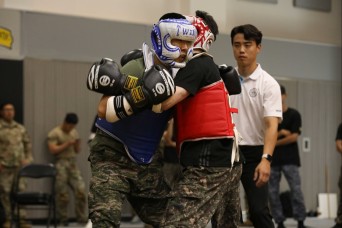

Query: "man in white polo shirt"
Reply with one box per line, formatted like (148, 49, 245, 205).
(229, 24, 282, 228)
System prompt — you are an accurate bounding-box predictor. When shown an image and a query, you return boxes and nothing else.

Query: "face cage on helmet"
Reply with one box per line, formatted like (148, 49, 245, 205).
(186, 15, 215, 52)
(151, 18, 197, 68)
(194, 31, 214, 52)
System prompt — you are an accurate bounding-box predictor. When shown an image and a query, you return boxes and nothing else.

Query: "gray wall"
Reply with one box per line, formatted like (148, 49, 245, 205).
(4, 10, 342, 216)
(210, 35, 341, 82)
(276, 79, 341, 213)
(20, 11, 341, 83)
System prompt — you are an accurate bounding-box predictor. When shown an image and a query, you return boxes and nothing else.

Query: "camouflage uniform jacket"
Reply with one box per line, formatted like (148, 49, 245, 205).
(47, 126, 79, 159)
(0, 119, 33, 167)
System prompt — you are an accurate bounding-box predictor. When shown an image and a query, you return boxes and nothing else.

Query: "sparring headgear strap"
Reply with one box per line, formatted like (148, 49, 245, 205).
(186, 16, 215, 52)
(151, 18, 197, 68)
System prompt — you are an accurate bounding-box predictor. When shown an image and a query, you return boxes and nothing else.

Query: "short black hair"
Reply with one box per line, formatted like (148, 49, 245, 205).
(159, 12, 185, 21)
(230, 24, 263, 45)
(64, 113, 78, 124)
(280, 84, 286, 95)
(196, 10, 219, 40)
(0, 101, 13, 111)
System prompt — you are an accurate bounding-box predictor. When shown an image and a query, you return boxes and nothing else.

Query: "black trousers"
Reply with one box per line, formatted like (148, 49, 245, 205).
(240, 145, 275, 228)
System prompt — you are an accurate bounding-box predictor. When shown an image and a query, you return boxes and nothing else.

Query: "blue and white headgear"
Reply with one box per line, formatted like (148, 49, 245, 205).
(151, 18, 197, 68)
(185, 15, 215, 52)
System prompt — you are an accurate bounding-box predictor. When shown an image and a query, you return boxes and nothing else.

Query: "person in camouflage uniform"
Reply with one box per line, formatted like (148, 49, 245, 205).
(47, 113, 87, 225)
(88, 13, 197, 227)
(0, 102, 33, 228)
(157, 11, 242, 228)
(96, 11, 243, 227)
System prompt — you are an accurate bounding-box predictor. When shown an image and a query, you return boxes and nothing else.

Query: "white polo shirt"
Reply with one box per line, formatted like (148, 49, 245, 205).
(230, 64, 282, 146)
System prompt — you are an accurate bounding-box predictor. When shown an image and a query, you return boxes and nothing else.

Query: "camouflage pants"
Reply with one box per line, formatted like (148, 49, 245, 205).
(163, 162, 182, 189)
(55, 158, 87, 223)
(268, 165, 306, 223)
(161, 165, 242, 228)
(0, 166, 27, 221)
(88, 130, 172, 228)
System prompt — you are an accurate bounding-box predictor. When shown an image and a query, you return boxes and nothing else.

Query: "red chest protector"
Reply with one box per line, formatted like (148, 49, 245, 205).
(175, 81, 238, 154)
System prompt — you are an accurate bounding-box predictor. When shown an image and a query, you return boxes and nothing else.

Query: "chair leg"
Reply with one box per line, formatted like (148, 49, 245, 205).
(10, 203, 16, 228)
(47, 205, 51, 228)
(53, 201, 57, 228)
(16, 205, 21, 228)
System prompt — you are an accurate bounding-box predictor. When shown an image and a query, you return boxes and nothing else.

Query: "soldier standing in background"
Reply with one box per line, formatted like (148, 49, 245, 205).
(0, 102, 33, 228)
(47, 113, 88, 226)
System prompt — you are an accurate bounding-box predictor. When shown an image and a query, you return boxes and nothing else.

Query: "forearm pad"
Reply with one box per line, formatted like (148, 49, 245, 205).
(105, 95, 133, 122)
(106, 93, 155, 123)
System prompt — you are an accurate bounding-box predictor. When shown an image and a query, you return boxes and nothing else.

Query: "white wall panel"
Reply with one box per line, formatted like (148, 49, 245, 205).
(295, 80, 341, 211)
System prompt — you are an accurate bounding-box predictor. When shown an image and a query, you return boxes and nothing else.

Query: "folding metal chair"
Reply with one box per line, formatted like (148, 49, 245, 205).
(11, 163, 57, 228)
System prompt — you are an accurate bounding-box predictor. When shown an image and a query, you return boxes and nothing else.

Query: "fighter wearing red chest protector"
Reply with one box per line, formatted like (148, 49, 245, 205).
(153, 11, 244, 228)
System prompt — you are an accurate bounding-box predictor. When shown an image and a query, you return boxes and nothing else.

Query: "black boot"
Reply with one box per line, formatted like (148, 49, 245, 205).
(277, 221, 286, 228)
(298, 220, 306, 228)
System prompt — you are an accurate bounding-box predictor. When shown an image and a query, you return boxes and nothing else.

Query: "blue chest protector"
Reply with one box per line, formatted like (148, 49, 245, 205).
(96, 109, 172, 164)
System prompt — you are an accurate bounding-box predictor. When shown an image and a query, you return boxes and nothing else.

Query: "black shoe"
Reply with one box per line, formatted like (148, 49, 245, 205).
(298, 220, 307, 228)
(59, 221, 69, 227)
(277, 222, 286, 228)
(77, 219, 88, 225)
(332, 223, 342, 228)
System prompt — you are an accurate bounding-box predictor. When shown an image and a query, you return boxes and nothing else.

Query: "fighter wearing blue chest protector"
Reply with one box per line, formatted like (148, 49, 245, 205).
(86, 13, 197, 227)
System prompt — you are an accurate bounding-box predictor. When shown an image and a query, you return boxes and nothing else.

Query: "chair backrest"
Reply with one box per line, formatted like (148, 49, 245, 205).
(12, 163, 58, 227)
(13, 163, 57, 194)
(18, 163, 56, 179)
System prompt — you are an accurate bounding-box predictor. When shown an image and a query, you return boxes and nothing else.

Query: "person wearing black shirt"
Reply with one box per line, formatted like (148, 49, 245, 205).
(268, 85, 307, 228)
(160, 11, 242, 227)
(333, 123, 342, 228)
